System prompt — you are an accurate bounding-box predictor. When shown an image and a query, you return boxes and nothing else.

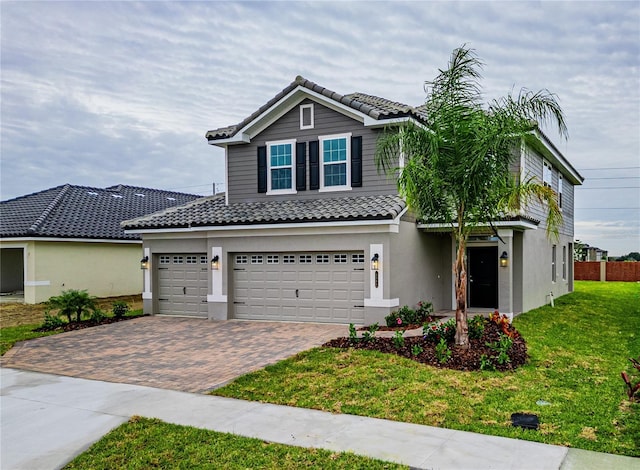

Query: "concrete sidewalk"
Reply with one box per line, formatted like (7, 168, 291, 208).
(1, 368, 638, 470)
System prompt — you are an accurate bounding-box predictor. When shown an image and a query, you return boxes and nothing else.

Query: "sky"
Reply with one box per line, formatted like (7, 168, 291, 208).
(1, 1, 638, 256)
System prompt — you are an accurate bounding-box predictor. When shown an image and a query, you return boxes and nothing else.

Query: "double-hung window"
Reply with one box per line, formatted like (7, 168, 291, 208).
(543, 159, 552, 188)
(267, 139, 296, 195)
(558, 174, 563, 210)
(319, 133, 351, 191)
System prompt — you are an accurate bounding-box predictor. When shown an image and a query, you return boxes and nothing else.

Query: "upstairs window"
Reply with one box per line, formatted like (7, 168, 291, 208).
(543, 159, 552, 188)
(300, 104, 314, 129)
(319, 133, 351, 191)
(558, 174, 563, 210)
(267, 140, 296, 195)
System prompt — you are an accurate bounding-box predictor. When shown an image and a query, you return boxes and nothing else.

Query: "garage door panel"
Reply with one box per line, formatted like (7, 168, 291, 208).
(156, 253, 208, 317)
(233, 251, 365, 323)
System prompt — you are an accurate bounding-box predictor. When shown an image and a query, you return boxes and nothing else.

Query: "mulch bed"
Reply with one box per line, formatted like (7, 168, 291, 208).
(33, 315, 146, 333)
(324, 321, 527, 372)
(357, 316, 445, 331)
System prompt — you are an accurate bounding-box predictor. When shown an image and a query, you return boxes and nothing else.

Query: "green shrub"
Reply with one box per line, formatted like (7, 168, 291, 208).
(112, 301, 129, 319)
(423, 318, 455, 344)
(361, 323, 379, 342)
(411, 344, 423, 356)
(486, 333, 513, 365)
(386, 302, 434, 327)
(348, 323, 358, 343)
(468, 315, 486, 340)
(415, 300, 434, 322)
(392, 330, 405, 349)
(40, 310, 65, 330)
(90, 308, 106, 324)
(435, 338, 452, 364)
(48, 289, 96, 323)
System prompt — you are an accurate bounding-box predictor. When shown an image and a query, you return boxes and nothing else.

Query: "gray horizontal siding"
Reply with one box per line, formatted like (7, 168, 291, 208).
(227, 99, 398, 203)
(521, 143, 575, 236)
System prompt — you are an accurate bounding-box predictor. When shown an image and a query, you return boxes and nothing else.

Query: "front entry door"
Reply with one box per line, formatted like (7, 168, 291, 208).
(468, 247, 498, 308)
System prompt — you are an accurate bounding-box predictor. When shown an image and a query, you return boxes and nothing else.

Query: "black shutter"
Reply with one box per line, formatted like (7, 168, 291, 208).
(257, 146, 267, 193)
(309, 140, 319, 190)
(296, 142, 306, 191)
(351, 136, 362, 188)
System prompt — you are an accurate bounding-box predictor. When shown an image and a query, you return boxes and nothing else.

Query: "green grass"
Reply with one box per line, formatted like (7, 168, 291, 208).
(0, 309, 144, 356)
(0, 324, 59, 355)
(64, 417, 406, 469)
(213, 282, 640, 456)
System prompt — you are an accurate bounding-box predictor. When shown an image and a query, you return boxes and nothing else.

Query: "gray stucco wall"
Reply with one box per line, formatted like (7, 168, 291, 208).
(389, 221, 450, 312)
(520, 229, 573, 312)
(226, 98, 398, 203)
(141, 224, 418, 324)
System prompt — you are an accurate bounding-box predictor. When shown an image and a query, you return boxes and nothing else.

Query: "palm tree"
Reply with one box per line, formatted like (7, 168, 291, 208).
(48, 289, 96, 323)
(376, 45, 565, 348)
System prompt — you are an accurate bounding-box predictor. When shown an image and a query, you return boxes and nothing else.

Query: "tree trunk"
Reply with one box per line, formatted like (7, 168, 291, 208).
(454, 238, 469, 348)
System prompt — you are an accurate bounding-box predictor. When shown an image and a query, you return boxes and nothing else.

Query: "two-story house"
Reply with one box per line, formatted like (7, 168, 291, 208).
(123, 76, 583, 324)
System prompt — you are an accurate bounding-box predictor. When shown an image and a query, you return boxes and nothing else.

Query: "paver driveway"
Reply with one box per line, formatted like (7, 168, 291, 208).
(1, 317, 346, 392)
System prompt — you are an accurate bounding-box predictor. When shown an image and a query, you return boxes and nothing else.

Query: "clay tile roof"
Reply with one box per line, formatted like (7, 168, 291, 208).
(122, 194, 406, 230)
(205, 76, 428, 141)
(1, 184, 201, 240)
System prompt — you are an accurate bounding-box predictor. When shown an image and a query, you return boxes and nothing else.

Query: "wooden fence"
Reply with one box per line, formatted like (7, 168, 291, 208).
(574, 261, 640, 282)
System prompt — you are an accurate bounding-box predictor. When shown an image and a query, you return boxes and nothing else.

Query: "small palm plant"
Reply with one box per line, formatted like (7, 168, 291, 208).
(48, 289, 96, 323)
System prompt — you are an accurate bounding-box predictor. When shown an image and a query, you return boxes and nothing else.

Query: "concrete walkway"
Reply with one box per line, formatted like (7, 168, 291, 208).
(2, 368, 638, 470)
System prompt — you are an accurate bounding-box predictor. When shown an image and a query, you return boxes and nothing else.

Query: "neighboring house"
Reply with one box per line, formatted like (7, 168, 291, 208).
(123, 76, 583, 324)
(0, 184, 201, 304)
(582, 244, 608, 262)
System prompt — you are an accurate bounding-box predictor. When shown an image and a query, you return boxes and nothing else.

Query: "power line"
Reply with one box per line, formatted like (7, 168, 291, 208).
(578, 166, 640, 171)
(577, 186, 640, 190)
(583, 176, 639, 180)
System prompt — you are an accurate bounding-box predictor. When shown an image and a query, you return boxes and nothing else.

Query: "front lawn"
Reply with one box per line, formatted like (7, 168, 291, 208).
(64, 417, 406, 469)
(213, 281, 640, 456)
(0, 309, 143, 356)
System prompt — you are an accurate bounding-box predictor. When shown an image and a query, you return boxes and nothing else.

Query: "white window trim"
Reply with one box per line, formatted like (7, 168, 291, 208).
(319, 132, 352, 192)
(266, 139, 297, 195)
(300, 103, 314, 130)
(551, 245, 557, 283)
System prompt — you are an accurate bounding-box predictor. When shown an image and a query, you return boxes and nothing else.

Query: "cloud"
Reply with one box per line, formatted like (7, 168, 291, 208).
(1, 1, 638, 254)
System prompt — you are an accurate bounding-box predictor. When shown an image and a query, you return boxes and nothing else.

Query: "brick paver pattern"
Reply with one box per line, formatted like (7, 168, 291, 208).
(1, 317, 346, 393)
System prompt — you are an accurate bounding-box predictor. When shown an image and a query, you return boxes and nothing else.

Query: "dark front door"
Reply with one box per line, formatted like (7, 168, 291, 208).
(468, 247, 498, 308)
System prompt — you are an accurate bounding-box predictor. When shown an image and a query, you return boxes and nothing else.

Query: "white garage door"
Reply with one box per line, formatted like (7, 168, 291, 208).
(233, 252, 365, 323)
(157, 254, 209, 317)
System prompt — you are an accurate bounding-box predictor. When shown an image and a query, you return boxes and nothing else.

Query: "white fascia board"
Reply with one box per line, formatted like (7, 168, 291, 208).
(207, 132, 250, 146)
(418, 219, 539, 231)
(527, 131, 583, 185)
(0, 237, 141, 244)
(363, 116, 416, 128)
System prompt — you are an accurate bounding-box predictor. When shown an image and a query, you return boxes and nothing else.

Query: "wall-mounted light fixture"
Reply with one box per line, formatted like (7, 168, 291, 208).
(500, 251, 509, 268)
(371, 253, 379, 271)
(140, 256, 149, 270)
(211, 255, 220, 270)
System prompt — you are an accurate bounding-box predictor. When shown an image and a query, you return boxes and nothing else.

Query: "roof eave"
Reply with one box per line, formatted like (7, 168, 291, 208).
(206, 85, 382, 146)
(418, 219, 539, 232)
(526, 130, 584, 185)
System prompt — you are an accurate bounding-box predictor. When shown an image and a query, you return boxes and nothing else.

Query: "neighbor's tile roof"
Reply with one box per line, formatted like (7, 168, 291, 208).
(122, 194, 407, 230)
(1, 184, 201, 240)
(206, 76, 428, 140)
